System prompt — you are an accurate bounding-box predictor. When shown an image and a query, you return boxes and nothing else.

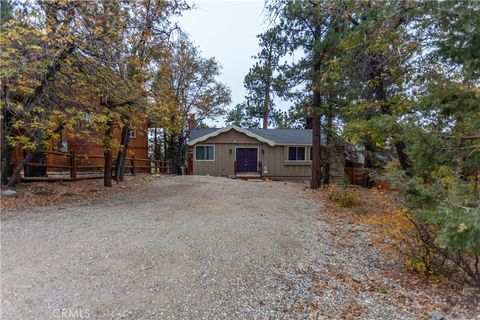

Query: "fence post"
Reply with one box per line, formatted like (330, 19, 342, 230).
(70, 151, 77, 180)
(131, 156, 135, 175)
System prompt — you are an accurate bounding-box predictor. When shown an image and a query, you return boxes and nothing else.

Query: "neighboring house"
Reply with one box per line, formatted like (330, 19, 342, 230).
(64, 122, 149, 164)
(187, 125, 345, 181)
(10, 121, 149, 172)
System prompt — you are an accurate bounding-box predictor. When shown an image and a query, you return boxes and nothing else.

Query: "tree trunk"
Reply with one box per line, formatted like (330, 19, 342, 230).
(154, 128, 159, 160)
(311, 114, 322, 189)
(169, 131, 186, 175)
(262, 69, 271, 129)
(104, 149, 113, 187)
(310, 25, 323, 190)
(115, 124, 130, 182)
(6, 152, 34, 188)
(176, 131, 186, 174)
(163, 131, 168, 161)
(311, 91, 322, 189)
(103, 121, 114, 187)
(168, 134, 177, 175)
(323, 104, 333, 185)
(363, 138, 375, 188)
(394, 140, 412, 174)
(370, 54, 412, 177)
(1, 144, 13, 185)
(1, 84, 13, 185)
(24, 151, 48, 177)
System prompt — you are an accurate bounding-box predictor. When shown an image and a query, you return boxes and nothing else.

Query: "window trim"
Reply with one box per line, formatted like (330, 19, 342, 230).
(129, 128, 137, 139)
(194, 145, 215, 161)
(287, 146, 307, 161)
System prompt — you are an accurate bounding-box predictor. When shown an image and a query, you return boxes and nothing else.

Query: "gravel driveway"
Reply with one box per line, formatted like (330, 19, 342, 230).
(1, 176, 474, 319)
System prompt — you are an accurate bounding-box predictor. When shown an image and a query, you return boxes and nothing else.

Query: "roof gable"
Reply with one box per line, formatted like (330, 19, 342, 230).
(189, 125, 276, 146)
(189, 126, 318, 146)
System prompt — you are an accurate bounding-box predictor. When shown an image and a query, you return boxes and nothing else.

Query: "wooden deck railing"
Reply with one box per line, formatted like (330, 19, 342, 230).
(20, 150, 172, 182)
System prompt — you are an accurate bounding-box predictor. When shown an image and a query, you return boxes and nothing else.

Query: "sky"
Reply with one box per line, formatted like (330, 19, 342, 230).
(177, 0, 271, 126)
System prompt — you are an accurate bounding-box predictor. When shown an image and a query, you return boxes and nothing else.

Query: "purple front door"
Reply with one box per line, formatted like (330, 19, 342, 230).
(236, 148, 258, 173)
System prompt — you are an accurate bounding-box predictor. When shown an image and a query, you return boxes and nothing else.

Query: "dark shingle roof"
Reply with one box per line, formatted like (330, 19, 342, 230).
(189, 128, 219, 141)
(248, 128, 312, 145)
(189, 126, 314, 145)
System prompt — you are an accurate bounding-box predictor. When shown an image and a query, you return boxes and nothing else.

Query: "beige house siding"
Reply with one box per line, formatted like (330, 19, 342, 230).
(193, 143, 259, 176)
(191, 128, 345, 181)
(261, 145, 311, 178)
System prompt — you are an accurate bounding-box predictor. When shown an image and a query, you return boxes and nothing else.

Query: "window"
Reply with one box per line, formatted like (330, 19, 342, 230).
(129, 129, 136, 139)
(195, 145, 214, 161)
(76, 113, 91, 132)
(288, 146, 306, 161)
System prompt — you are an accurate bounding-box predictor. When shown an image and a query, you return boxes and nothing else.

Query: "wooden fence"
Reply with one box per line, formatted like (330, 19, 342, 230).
(20, 150, 171, 182)
(344, 165, 364, 186)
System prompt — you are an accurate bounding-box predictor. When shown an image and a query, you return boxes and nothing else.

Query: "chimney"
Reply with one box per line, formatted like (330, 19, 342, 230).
(187, 114, 196, 139)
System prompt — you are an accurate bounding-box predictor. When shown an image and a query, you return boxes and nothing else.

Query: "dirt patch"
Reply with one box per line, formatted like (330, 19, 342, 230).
(1, 174, 164, 212)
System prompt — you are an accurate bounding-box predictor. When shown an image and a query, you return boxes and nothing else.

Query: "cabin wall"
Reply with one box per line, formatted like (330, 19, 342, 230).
(64, 123, 149, 166)
(11, 122, 149, 168)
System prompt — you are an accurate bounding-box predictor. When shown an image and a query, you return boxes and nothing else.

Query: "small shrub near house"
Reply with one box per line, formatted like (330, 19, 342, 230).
(326, 184, 357, 208)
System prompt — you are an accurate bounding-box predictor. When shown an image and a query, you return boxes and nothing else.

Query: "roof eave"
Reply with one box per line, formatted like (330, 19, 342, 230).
(188, 125, 276, 147)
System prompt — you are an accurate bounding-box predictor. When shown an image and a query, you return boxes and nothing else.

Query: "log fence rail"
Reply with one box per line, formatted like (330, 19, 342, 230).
(19, 150, 172, 182)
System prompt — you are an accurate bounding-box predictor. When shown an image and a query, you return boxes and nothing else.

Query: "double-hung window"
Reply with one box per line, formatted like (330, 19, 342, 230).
(195, 145, 215, 161)
(288, 146, 306, 161)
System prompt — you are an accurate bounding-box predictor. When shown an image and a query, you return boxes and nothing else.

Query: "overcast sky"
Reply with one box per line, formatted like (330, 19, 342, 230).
(177, 0, 271, 126)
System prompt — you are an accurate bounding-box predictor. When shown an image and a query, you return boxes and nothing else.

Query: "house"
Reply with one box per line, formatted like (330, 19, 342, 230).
(10, 121, 149, 176)
(187, 125, 345, 181)
(62, 122, 149, 164)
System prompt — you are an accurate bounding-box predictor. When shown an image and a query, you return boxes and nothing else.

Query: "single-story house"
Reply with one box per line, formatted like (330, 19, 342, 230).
(187, 125, 345, 181)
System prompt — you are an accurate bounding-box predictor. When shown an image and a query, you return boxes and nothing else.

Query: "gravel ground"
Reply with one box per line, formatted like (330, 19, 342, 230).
(1, 176, 477, 319)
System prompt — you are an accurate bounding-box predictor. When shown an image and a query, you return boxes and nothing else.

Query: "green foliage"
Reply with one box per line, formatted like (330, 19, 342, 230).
(268, 0, 480, 285)
(229, 27, 287, 128)
(429, 1, 480, 79)
(152, 37, 231, 134)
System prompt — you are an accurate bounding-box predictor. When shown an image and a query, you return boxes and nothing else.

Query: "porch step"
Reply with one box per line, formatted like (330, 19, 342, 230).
(236, 172, 261, 180)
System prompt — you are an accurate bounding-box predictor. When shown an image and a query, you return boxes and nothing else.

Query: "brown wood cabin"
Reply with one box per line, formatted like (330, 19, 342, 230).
(11, 121, 149, 171)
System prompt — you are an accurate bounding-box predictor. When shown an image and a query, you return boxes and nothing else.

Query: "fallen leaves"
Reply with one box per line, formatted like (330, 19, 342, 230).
(1, 174, 164, 212)
(294, 184, 480, 319)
